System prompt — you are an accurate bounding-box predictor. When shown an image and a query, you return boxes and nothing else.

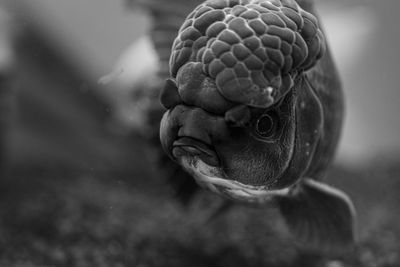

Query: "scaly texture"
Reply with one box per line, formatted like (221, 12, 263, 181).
(170, 0, 325, 107)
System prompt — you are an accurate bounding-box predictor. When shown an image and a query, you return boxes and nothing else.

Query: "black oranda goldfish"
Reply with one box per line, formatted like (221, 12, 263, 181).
(129, 0, 356, 253)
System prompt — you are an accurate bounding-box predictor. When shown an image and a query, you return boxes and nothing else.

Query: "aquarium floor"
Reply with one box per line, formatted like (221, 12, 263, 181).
(0, 160, 398, 267)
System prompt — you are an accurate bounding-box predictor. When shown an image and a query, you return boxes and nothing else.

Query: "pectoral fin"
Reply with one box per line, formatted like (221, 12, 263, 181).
(276, 178, 356, 254)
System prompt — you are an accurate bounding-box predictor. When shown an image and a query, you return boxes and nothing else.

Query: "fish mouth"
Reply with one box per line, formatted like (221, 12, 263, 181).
(172, 137, 220, 166)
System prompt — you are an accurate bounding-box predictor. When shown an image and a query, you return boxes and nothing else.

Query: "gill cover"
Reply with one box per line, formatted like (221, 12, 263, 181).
(272, 76, 323, 189)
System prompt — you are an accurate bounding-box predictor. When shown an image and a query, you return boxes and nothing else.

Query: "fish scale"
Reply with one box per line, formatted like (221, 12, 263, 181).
(170, 0, 325, 108)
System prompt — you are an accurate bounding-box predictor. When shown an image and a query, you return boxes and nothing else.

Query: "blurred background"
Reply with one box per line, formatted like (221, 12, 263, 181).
(0, 0, 397, 266)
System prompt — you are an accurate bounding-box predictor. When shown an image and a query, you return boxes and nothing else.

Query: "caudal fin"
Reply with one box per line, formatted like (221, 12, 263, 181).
(276, 178, 356, 254)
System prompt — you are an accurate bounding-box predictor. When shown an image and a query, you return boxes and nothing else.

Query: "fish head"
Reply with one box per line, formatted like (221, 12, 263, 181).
(159, 0, 326, 202)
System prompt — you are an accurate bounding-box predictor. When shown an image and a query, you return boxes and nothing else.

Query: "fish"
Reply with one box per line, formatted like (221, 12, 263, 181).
(157, 0, 356, 253)
(126, 0, 356, 253)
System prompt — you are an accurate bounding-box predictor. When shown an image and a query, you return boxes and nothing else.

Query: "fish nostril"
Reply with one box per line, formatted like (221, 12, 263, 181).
(159, 78, 183, 109)
(224, 105, 251, 127)
(176, 109, 214, 146)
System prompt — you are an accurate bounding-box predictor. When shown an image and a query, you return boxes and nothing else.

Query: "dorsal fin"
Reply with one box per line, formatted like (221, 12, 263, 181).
(128, 0, 203, 79)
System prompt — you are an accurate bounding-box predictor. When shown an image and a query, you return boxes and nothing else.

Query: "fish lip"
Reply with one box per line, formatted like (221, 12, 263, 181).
(172, 137, 220, 167)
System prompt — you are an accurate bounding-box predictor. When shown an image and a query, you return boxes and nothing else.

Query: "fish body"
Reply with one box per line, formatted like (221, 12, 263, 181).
(134, 0, 355, 253)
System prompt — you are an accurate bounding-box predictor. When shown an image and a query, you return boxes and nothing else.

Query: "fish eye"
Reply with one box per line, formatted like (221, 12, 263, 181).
(255, 111, 279, 138)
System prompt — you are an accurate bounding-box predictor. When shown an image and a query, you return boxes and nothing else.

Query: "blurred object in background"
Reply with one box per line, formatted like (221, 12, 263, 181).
(99, 35, 159, 136)
(0, 0, 152, 176)
(0, 7, 14, 73)
(0, 6, 16, 173)
(316, 0, 400, 164)
(6, 0, 151, 136)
